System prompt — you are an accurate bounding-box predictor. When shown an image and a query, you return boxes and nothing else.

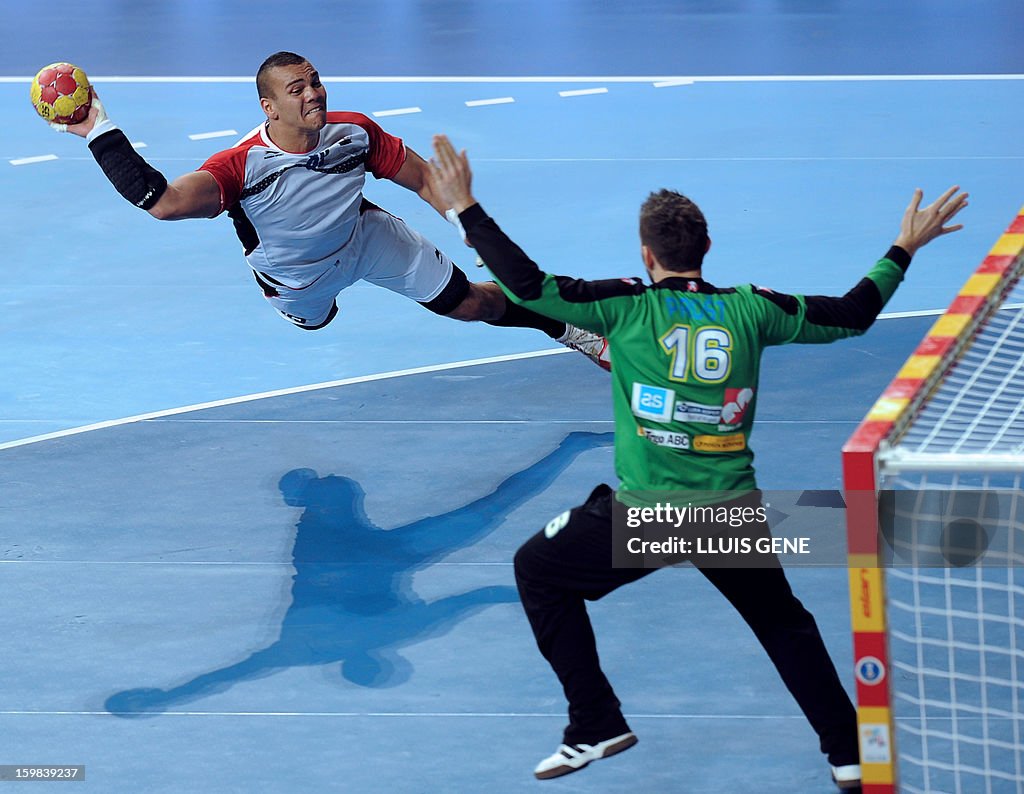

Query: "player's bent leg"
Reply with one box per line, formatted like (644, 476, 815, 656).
(435, 279, 503, 321)
(428, 278, 611, 369)
(355, 208, 611, 367)
(697, 561, 860, 775)
(514, 485, 649, 771)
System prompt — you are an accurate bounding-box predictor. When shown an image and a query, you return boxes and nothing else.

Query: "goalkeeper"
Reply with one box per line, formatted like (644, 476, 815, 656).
(51, 52, 607, 366)
(428, 134, 967, 789)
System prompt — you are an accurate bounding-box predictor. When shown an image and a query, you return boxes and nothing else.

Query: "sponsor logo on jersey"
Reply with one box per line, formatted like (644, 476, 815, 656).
(673, 401, 723, 424)
(637, 426, 691, 450)
(720, 387, 754, 427)
(631, 383, 674, 422)
(693, 433, 746, 453)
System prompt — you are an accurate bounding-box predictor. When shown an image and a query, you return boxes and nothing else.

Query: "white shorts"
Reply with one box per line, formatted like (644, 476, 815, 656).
(252, 204, 462, 329)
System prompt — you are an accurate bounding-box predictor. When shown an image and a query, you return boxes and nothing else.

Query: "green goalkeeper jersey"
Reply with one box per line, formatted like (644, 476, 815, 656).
(458, 203, 909, 506)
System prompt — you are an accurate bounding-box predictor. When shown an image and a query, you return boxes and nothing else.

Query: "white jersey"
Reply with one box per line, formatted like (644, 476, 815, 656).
(199, 112, 407, 288)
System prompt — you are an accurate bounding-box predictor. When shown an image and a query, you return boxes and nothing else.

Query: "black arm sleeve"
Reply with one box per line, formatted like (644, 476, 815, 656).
(459, 203, 546, 300)
(803, 246, 912, 331)
(88, 129, 168, 210)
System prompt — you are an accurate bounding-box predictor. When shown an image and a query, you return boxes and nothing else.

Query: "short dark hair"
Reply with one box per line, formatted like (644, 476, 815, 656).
(256, 51, 309, 99)
(639, 189, 709, 272)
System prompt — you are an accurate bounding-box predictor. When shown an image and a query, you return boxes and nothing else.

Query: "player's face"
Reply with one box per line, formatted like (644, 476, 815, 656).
(263, 61, 328, 132)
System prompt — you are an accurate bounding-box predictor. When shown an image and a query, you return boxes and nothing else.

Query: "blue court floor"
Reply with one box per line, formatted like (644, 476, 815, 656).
(2, 2, 1023, 792)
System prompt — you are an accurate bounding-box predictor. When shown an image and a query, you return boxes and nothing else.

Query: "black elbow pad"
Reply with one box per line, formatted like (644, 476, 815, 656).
(88, 129, 168, 210)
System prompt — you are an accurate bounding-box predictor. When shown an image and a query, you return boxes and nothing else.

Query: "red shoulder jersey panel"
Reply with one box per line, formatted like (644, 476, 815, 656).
(196, 114, 407, 287)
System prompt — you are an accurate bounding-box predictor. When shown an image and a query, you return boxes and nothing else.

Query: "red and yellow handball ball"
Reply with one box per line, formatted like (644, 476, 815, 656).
(30, 62, 92, 124)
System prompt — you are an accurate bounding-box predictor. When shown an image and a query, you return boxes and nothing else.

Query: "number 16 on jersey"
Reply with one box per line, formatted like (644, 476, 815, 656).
(660, 325, 732, 383)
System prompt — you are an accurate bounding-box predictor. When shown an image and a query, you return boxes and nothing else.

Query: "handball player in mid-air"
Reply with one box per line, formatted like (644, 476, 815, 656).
(50, 52, 609, 366)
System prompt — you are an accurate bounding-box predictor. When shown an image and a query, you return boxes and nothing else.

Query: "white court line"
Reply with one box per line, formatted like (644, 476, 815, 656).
(476, 155, 1024, 163)
(131, 141, 147, 149)
(3, 74, 1024, 83)
(0, 418, 847, 427)
(879, 303, 1024, 320)
(0, 557, 509, 565)
(149, 419, 613, 424)
(9, 154, 57, 166)
(372, 106, 422, 117)
(0, 348, 569, 452)
(654, 79, 695, 88)
(14, 711, 813, 720)
(188, 129, 238, 141)
(558, 87, 608, 97)
(0, 310, 958, 453)
(465, 97, 515, 107)
(24, 155, 1024, 165)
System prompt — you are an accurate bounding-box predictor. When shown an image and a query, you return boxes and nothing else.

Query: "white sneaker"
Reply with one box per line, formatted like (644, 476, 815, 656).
(831, 763, 862, 790)
(557, 324, 611, 371)
(533, 732, 637, 779)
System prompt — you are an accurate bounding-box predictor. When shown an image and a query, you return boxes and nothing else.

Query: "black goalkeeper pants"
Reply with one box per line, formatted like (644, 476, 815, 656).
(512, 483, 859, 767)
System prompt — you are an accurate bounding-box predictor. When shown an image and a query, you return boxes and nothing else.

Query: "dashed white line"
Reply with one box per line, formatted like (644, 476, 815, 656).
(188, 129, 238, 141)
(372, 106, 422, 117)
(465, 97, 515, 107)
(9, 154, 58, 166)
(131, 141, 147, 149)
(558, 87, 608, 97)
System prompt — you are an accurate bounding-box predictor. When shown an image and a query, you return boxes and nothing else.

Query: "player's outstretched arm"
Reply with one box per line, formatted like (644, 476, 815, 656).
(60, 88, 220, 221)
(147, 172, 222, 221)
(389, 147, 453, 218)
(893, 185, 968, 257)
(758, 186, 969, 346)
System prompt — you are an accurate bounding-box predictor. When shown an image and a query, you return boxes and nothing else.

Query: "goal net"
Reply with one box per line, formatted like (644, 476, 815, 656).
(843, 208, 1024, 793)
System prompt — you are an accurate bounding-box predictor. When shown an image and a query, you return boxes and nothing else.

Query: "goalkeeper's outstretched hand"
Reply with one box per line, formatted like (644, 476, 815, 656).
(429, 135, 476, 215)
(894, 186, 969, 257)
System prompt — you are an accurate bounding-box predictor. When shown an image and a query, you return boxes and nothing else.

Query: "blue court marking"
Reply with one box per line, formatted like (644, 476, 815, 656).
(3, 77, 1022, 443)
(0, 321, 930, 793)
(2, 4, 1023, 791)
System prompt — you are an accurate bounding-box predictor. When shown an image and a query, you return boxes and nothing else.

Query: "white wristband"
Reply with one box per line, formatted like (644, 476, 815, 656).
(85, 95, 116, 143)
(445, 208, 468, 243)
(86, 117, 119, 143)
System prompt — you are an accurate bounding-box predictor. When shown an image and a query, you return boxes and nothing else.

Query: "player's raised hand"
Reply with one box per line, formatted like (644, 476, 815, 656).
(894, 186, 969, 257)
(58, 87, 109, 138)
(429, 135, 476, 214)
(64, 87, 109, 137)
